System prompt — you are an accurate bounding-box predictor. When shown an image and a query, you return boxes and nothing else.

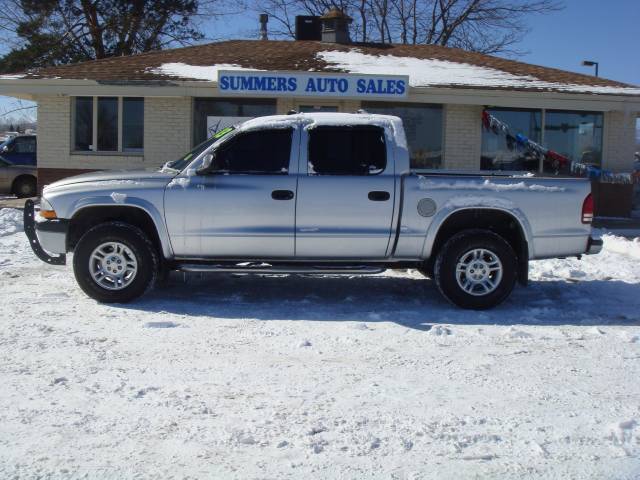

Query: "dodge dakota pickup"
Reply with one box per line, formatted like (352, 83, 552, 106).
(25, 112, 601, 309)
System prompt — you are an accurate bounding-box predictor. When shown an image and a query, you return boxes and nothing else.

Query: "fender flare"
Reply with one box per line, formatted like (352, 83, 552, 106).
(420, 201, 534, 260)
(69, 195, 174, 258)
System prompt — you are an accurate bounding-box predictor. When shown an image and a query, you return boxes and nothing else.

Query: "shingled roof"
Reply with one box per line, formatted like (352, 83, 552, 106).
(3, 39, 639, 96)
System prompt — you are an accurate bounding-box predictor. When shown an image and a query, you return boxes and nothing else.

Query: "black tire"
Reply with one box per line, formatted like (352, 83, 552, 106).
(12, 175, 37, 198)
(434, 229, 517, 310)
(72, 222, 159, 303)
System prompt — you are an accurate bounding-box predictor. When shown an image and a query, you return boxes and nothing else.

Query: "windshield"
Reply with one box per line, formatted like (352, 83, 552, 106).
(163, 126, 235, 172)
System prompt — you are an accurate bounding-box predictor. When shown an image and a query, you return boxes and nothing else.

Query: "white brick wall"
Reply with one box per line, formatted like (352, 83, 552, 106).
(603, 110, 638, 172)
(144, 97, 192, 167)
(442, 104, 483, 170)
(35, 94, 638, 175)
(35, 95, 73, 169)
(35, 95, 192, 170)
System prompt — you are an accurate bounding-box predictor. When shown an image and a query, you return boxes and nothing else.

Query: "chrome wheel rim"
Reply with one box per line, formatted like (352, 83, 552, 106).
(455, 248, 503, 296)
(89, 242, 138, 290)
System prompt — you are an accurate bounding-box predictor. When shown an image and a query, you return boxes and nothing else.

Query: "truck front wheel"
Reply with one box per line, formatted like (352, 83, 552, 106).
(434, 230, 517, 310)
(72, 222, 159, 303)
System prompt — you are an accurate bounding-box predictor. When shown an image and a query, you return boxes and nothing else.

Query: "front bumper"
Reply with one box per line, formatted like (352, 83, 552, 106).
(586, 234, 603, 255)
(24, 199, 67, 265)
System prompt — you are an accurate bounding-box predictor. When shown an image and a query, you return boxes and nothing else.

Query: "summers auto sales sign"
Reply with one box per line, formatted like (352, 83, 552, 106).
(217, 70, 409, 99)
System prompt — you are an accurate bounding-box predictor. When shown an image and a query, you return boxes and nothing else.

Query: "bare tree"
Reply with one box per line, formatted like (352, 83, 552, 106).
(255, 0, 562, 54)
(0, 0, 236, 72)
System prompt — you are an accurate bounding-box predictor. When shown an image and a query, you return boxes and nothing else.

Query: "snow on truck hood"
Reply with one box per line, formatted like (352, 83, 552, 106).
(43, 169, 175, 192)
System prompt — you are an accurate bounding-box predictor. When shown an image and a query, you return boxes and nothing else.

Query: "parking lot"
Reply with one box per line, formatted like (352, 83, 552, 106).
(1, 207, 639, 479)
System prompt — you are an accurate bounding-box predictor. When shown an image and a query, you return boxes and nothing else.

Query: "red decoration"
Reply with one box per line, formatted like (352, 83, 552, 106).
(482, 110, 490, 130)
(545, 150, 569, 167)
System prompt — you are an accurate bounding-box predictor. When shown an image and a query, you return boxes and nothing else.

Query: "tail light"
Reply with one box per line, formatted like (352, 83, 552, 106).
(582, 193, 594, 224)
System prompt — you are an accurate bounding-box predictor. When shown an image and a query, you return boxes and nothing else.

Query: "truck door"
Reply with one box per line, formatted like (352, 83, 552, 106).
(164, 127, 298, 258)
(295, 125, 395, 258)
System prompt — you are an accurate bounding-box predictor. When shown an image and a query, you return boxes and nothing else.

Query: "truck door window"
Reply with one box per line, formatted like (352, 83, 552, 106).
(214, 129, 292, 174)
(14, 137, 36, 153)
(307, 126, 386, 175)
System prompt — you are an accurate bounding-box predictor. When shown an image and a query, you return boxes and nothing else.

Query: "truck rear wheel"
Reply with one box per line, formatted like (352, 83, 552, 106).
(434, 229, 517, 310)
(72, 222, 159, 303)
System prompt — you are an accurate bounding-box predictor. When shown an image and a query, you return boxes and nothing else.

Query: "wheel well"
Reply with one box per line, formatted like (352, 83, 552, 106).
(11, 174, 36, 192)
(67, 206, 163, 256)
(429, 209, 529, 285)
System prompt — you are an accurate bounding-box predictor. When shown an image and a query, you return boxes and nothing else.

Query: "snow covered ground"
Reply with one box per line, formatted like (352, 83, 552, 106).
(1, 207, 639, 479)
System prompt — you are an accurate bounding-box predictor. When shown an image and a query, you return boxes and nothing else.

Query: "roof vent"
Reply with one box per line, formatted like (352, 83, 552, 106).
(295, 16, 321, 41)
(259, 13, 268, 40)
(319, 8, 352, 44)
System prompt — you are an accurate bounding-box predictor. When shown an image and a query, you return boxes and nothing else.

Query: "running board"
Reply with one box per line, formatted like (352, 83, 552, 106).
(178, 263, 385, 275)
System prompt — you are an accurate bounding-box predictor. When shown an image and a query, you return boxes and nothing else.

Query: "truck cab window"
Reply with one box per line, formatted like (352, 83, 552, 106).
(214, 129, 292, 174)
(13, 137, 36, 153)
(308, 126, 386, 175)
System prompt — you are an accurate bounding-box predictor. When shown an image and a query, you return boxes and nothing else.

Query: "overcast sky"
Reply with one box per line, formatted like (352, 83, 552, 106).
(1, 0, 639, 125)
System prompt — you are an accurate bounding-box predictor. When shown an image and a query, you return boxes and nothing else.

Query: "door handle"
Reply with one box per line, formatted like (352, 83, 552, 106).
(272, 189, 294, 200)
(368, 191, 390, 201)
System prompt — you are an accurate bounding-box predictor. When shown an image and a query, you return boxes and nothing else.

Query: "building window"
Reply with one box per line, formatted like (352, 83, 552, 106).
(544, 110, 603, 173)
(97, 97, 118, 151)
(193, 98, 277, 146)
(482, 108, 605, 173)
(481, 108, 542, 171)
(72, 97, 144, 153)
(362, 102, 443, 169)
(74, 97, 93, 151)
(122, 98, 144, 152)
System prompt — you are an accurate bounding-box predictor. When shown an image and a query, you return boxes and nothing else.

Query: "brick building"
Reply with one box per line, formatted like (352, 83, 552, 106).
(0, 12, 638, 191)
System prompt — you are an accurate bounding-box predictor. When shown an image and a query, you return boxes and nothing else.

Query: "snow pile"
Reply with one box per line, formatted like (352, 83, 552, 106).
(0, 73, 26, 80)
(147, 63, 259, 81)
(0, 208, 23, 237)
(601, 234, 640, 260)
(1, 213, 640, 478)
(317, 50, 640, 95)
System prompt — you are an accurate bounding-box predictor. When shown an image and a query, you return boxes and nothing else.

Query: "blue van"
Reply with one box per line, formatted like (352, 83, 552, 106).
(0, 135, 37, 166)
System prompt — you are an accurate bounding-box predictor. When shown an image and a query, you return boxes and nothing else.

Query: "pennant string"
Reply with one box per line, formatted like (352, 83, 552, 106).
(482, 109, 638, 184)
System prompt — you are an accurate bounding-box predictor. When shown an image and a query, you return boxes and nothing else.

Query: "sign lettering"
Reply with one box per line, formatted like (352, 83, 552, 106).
(218, 70, 408, 99)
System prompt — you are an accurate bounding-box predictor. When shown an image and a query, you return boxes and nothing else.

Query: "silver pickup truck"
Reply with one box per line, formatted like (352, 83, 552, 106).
(24, 113, 601, 309)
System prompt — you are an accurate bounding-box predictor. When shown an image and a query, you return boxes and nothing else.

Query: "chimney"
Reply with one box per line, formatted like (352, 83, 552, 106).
(319, 8, 352, 44)
(295, 16, 322, 41)
(259, 13, 268, 40)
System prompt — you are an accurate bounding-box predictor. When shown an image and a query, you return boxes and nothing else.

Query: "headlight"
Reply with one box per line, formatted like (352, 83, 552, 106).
(39, 197, 57, 219)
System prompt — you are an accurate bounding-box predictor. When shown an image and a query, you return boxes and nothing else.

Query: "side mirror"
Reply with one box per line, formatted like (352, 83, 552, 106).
(1, 145, 8, 153)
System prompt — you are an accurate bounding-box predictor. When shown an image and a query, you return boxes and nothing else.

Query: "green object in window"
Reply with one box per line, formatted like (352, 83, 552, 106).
(213, 127, 233, 139)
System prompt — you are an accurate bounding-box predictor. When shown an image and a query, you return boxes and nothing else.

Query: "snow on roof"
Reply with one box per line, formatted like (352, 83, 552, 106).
(0, 73, 26, 80)
(146, 62, 259, 81)
(1, 40, 637, 97)
(317, 50, 640, 96)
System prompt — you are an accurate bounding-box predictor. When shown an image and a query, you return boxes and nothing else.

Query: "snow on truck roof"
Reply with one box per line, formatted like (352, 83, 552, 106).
(238, 112, 407, 148)
(239, 112, 403, 130)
